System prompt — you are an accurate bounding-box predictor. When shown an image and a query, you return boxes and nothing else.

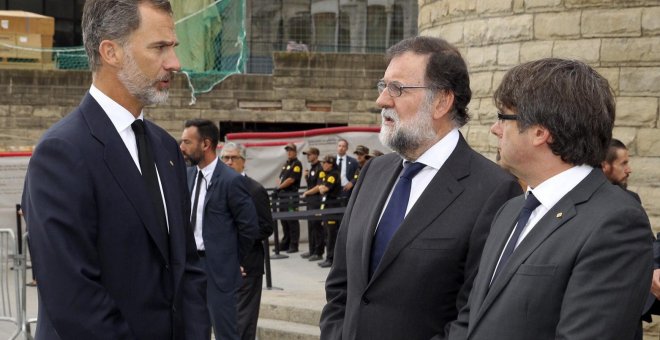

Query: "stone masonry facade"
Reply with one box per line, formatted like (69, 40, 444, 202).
(0, 1, 658, 231)
(419, 0, 660, 232)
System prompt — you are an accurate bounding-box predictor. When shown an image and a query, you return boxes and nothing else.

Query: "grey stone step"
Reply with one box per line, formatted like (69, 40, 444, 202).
(257, 318, 320, 340)
(259, 290, 325, 327)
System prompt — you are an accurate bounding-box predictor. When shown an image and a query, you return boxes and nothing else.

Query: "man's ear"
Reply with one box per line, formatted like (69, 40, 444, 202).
(98, 40, 123, 68)
(601, 161, 611, 173)
(532, 125, 552, 147)
(433, 90, 455, 120)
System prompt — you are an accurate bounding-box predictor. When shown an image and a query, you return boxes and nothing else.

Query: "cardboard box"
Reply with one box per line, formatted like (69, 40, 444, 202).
(13, 34, 53, 61)
(0, 10, 55, 36)
(0, 32, 15, 58)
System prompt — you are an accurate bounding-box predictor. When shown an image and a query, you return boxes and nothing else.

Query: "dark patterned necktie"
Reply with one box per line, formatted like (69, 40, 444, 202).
(370, 161, 426, 278)
(491, 192, 541, 284)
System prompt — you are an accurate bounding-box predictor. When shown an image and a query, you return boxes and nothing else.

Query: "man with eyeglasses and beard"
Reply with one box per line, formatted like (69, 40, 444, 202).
(319, 36, 522, 340)
(180, 119, 258, 340)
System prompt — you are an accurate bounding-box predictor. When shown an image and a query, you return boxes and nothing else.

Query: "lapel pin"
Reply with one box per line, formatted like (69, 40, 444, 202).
(556, 212, 563, 218)
(169, 160, 174, 166)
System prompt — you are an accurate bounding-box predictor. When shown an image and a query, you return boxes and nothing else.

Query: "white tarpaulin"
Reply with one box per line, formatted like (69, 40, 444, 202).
(225, 126, 387, 189)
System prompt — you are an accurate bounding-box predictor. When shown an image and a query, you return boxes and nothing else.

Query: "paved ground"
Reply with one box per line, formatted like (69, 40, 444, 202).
(0, 243, 328, 339)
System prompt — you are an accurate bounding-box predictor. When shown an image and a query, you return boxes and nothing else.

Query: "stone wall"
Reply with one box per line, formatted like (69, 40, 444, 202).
(419, 0, 660, 229)
(0, 52, 385, 149)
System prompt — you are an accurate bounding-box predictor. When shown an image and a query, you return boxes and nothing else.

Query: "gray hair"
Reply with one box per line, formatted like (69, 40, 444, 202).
(221, 142, 247, 160)
(82, 0, 173, 72)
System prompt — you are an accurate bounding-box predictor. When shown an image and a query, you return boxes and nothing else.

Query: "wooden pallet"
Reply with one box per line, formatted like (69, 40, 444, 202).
(0, 57, 54, 70)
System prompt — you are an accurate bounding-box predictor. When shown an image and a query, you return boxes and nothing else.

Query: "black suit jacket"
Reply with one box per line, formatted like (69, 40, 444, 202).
(22, 93, 209, 339)
(320, 134, 522, 340)
(449, 170, 653, 340)
(241, 175, 274, 277)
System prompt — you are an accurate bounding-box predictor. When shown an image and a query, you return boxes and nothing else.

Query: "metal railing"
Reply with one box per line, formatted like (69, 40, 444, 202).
(0, 229, 33, 339)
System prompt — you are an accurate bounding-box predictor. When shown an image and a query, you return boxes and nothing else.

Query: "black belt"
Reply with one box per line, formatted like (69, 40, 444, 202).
(197, 250, 206, 257)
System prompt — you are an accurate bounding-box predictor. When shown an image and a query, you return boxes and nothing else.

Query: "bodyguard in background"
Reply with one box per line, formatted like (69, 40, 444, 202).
(275, 143, 303, 253)
(320, 36, 522, 340)
(220, 142, 274, 340)
(21, 0, 209, 338)
(448, 58, 653, 340)
(301, 147, 325, 262)
(180, 119, 258, 340)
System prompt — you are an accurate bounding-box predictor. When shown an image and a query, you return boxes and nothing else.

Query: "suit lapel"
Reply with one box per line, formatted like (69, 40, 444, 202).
(81, 94, 170, 263)
(204, 159, 222, 208)
(360, 155, 402, 285)
(470, 169, 604, 332)
(367, 136, 471, 283)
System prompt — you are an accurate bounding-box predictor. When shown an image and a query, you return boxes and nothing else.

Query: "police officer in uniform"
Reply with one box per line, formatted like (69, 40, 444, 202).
(318, 155, 341, 268)
(352, 145, 373, 183)
(275, 143, 303, 253)
(301, 147, 325, 261)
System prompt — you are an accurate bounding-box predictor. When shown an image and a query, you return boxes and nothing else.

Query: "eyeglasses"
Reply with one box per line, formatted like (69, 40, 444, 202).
(377, 80, 429, 97)
(497, 111, 518, 122)
(221, 155, 243, 162)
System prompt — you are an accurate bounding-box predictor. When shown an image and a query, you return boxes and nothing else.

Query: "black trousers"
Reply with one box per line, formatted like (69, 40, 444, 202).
(306, 196, 324, 256)
(236, 275, 263, 340)
(278, 191, 300, 251)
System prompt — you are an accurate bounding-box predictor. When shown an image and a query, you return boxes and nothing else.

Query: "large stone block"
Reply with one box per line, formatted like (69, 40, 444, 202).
(636, 128, 660, 157)
(466, 45, 498, 69)
(10, 105, 33, 117)
(464, 124, 492, 151)
(534, 11, 581, 39)
(448, 0, 477, 16)
(498, 43, 521, 66)
(581, 8, 642, 38)
(523, 0, 562, 10)
(477, 0, 513, 15)
(552, 39, 600, 63)
(31, 106, 63, 118)
(620, 67, 660, 95)
(629, 157, 660, 186)
(470, 72, 494, 97)
(519, 41, 553, 62)
(0, 105, 9, 117)
(612, 127, 638, 153)
(615, 97, 658, 127)
(594, 67, 620, 94)
(464, 15, 533, 46)
(602, 37, 660, 63)
(642, 7, 660, 35)
(424, 21, 464, 45)
(281, 99, 306, 111)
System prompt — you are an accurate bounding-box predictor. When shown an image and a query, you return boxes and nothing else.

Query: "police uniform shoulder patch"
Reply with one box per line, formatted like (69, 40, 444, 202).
(286, 165, 291, 170)
(327, 176, 336, 184)
(293, 165, 301, 173)
(319, 171, 326, 178)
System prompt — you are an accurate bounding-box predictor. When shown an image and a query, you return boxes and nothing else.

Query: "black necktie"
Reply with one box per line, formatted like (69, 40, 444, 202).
(131, 119, 168, 234)
(491, 192, 541, 284)
(370, 162, 426, 278)
(338, 157, 343, 170)
(190, 170, 204, 230)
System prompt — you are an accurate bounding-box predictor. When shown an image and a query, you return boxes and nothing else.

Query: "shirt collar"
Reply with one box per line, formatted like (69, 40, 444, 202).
(197, 157, 218, 182)
(89, 84, 144, 131)
(529, 164, 593, 210)
(402, 128, 460, 169)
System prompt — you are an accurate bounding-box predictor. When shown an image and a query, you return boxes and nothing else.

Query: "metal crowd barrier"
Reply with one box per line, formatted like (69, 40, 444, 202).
(1, 229, 34, 339)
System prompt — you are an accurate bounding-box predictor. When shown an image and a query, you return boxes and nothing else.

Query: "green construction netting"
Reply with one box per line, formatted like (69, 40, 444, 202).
(0, 0, 246, 103)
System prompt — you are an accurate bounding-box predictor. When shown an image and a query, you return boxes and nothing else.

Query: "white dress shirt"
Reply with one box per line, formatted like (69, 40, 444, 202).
(89, 85, 170, 231)
(337, 155, 349, 186)
(376, 128, 460, 229)
(491, 164, 593, 281)
(191, 157, 219, 250)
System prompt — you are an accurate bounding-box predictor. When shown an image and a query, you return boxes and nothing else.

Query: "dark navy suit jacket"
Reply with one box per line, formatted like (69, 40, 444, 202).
(22, 93, 209, 339)
(187, 161, 258, 293)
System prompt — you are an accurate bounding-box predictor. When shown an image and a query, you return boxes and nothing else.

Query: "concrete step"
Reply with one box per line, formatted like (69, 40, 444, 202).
(257, 318, 320, 340)
(259, 299, 322, 326)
